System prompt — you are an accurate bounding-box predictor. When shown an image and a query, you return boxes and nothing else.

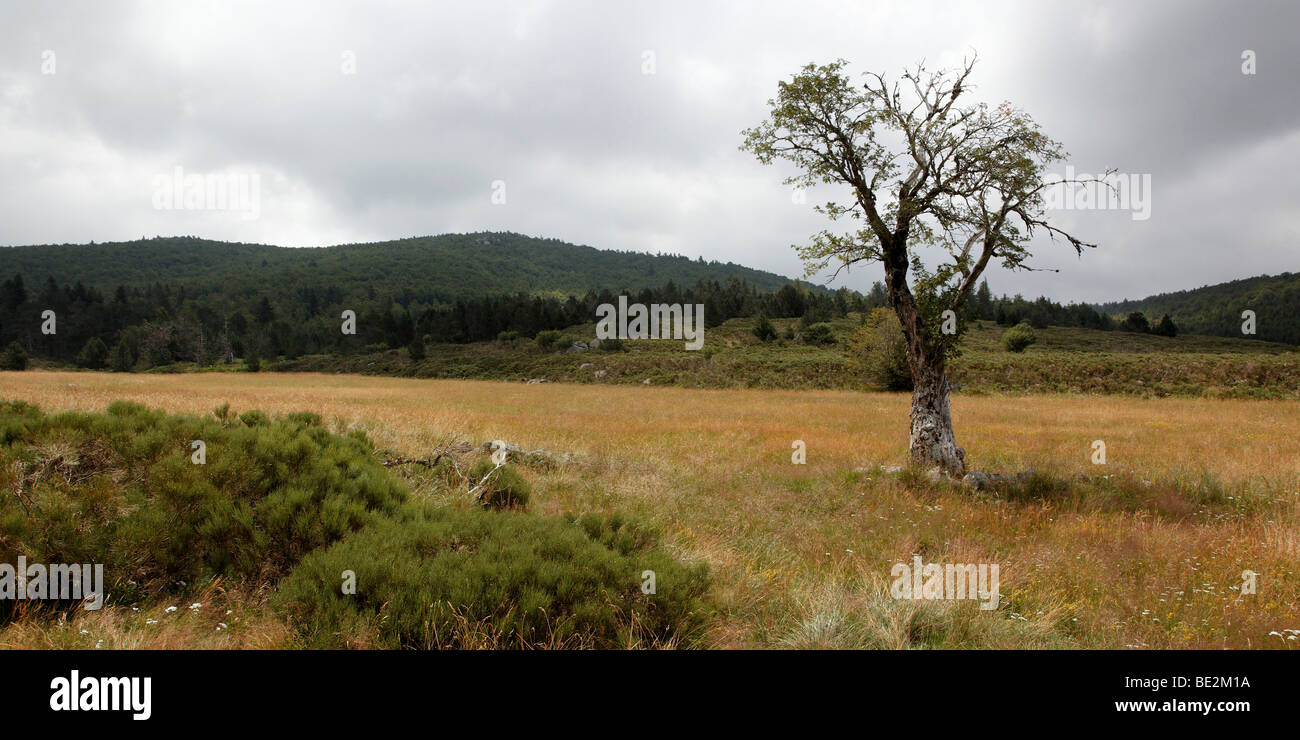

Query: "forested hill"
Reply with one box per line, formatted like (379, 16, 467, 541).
(0, 232, 805, 303)
(1096, 272, 1300, 345)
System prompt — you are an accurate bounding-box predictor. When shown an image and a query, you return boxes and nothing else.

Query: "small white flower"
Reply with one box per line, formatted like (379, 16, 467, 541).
(189, 602, 202, 610)
(145, 619, 158, 625)
(164, 606, 178, 613)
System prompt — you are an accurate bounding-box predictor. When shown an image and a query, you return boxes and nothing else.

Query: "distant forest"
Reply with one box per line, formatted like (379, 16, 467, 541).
(0, 270, 1201, 371)
(0, 232, 1292, 369)
(1097, 272, 1300, 346)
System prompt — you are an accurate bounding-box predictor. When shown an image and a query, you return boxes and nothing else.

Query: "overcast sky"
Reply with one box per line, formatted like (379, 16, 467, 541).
(1, 0, 1296, 302)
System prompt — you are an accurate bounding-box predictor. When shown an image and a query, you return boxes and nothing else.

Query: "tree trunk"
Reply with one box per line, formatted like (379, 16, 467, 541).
(882, 234, 965, 478)
(909, 356, 965, 477)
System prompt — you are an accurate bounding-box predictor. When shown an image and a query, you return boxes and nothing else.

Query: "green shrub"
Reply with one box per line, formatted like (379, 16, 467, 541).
(800, 322, 836, 345)
(275, 504, 711, 649)
(1120, 311, 1150, 333)
(1154, 314, 1178, 338)
(848, 308, 912, 391)
(109, 340, 134, 372)
(752, 314, 777, 342)
(468, 457, 530, 510)
(407, 335, 426, 361)
(535, 330, 562, 350)
(286, 411, 323, 427)
(598, 337, 624, 351)
(497, 330, 520, 343)
(0, 401, 407, 615)
(0, 342, 28, 371)
(1002, 322, 1038, 353)
(75, 338, 110, 370)
(245, 351, 261, 372)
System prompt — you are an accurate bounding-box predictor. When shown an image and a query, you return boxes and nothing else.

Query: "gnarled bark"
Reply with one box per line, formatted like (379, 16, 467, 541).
(886, 249, 965, 478)
(908, 359, 965, 476)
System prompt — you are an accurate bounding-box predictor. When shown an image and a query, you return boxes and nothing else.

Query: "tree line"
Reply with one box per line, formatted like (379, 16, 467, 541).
(0, 272, 883, 370)
(0, 271, 1193, 371)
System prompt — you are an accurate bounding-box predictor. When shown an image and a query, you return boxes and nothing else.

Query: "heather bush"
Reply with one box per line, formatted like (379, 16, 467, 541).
(1002, 322, 1038, 353)
(468, 457, 531, 510)
(0, 400, 407, 613)
(275, 503, 711, 648)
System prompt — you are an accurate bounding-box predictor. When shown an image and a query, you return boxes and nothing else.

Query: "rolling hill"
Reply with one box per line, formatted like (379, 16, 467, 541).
(1097, 272, 1300, 345)
(0, 232, 807, 304)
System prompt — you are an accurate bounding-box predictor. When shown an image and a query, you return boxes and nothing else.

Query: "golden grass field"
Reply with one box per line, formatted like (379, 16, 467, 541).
(3, 369, 1299, 649)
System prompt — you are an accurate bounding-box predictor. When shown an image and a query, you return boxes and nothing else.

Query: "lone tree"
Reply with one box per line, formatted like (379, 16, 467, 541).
(742, 55, 1100, 477)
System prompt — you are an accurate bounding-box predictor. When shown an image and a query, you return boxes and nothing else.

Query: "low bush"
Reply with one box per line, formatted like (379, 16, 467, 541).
(848, 307, 912, 391)
(0, 400, 407, 616)
(275, 503, 711, 648)
(75, 338, 110, 370)
(468, 457, 531, 510)
(0, 341, 28, 371)
(801, 322, 836, 346)
(1002, 322, 1038, 353)
(535, 330, 562, 350)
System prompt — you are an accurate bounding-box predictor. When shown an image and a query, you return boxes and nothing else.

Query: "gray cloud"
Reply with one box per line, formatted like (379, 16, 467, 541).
(1, 0, 1296, 302)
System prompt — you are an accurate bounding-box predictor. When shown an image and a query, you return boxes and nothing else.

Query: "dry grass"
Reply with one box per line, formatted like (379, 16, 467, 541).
(3, 370, 1298, 649)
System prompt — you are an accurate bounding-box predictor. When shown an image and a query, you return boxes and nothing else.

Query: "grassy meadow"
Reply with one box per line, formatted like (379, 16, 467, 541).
(3, 370, 1297, 649)
(266, 318, 1300, 399)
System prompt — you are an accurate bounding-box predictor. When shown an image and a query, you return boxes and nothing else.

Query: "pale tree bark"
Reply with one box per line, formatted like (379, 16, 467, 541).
(908, 352, 964, 474)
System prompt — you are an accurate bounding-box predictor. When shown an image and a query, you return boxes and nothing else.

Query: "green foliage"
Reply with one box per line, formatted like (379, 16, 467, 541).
(2, 233, 795, 309)
(75, 337, 109, 369)
(1098, 271, 1300, 345)
(109, 339, 134, 372)
(0, 401, 407, 615)
(740, 58, 1080, 357)
(535, 330, 562, 350)
(0, 342, 28, 371)
(597, 337, 624, 351)
(407, 334, 425, 361)
(800, 322, 836, 345)
(245, 351, 261, 372)
(1154, 314, 1178, 338)
(469, 458, 531, 510)
(1002, 322, 1038, 353)
(496, 330, 519, 342)
(1120, 312, 1150, 334)
(275, 503, 711, 648)
(752, 314, 777, 342)
(849, 308, 913, 390)
(286, 411, 323, 427)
